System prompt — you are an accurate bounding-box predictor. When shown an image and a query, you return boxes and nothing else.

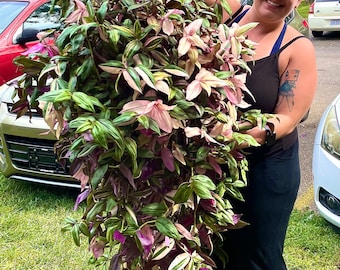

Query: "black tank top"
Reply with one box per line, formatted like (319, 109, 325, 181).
(229, 8, 306, 156)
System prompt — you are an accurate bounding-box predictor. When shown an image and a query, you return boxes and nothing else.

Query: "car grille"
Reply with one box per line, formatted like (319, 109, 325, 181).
(4, 134, 69, 175)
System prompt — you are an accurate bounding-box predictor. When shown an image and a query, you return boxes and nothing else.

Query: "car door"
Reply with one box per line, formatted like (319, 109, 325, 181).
(0, 0, 60, 85)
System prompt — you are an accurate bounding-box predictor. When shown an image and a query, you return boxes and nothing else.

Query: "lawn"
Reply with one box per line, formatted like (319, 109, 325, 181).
(1, 174, 340, 269)
(298, 1, 310, 19)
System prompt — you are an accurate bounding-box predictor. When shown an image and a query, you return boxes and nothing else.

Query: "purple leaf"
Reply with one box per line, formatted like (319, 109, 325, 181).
(73, 188, 90, 210)
(113, 230, 126, 244)
(161, 147, 175, 172)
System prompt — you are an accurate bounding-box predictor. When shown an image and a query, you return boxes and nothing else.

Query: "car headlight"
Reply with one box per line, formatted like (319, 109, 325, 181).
(321, 105, 340, 158)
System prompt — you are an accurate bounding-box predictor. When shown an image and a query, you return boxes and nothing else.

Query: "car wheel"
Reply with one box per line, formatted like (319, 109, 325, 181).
(312, 31, 323, 37)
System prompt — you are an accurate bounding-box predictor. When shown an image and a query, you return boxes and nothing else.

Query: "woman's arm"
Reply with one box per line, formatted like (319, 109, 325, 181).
(269, 38, 317, 140)
(244, 37, 317, 145)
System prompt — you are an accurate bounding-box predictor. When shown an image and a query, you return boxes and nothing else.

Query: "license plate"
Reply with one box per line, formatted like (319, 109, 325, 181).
(330, 19, 340, 26)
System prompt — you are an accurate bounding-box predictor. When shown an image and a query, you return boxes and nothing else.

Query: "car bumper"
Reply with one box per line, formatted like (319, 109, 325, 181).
(313, 147, 340, 228)
(308, 16, 340, 31)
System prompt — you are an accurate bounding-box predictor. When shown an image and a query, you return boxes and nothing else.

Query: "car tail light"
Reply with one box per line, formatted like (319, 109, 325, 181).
(309, 2, 315, 14)
(302, 19, 309, 28)
(321, 106, 340, 159)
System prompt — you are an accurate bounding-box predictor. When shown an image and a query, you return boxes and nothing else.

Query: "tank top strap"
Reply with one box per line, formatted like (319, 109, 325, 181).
(226, 5, 246, 25)
(227, 7, 249, 25)
(277, 35, 306, 54)
(270, 23, 287, 55)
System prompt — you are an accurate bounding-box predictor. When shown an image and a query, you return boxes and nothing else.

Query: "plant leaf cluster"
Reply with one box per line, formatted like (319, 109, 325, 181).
(12, 0, 269, 269)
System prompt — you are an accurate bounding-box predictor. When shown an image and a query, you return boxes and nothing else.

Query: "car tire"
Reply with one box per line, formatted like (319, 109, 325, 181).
(312, 31, 323, 37)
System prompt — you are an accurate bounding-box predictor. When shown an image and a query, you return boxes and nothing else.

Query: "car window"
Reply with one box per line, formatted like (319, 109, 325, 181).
(0, 1, 28, 34)
(23, 2, 61, 32)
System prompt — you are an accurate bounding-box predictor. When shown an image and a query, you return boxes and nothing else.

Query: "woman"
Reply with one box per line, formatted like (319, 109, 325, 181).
(206, 0, 317, 269)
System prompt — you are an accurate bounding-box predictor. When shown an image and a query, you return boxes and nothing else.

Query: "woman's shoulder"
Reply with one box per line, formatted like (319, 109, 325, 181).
(285, 25, 312, 44)
(283, 26, 314, 52)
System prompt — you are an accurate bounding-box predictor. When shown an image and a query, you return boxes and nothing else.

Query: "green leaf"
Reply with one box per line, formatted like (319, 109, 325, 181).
(135, 65, 156, 89)
(72, 92, 103, 112)
(111, 25, 134, 38)
(164, 65, 188, 77)
(96, 0, 108, 23)
(191, 175, 216, 190)
(148, 118, 161, 135)
(69, 116, 95, 132)
(173, 183, 192, 203)
(220, 0, 232, 17)
(125, 205, 138, 226)
(196, 147, 210, 163)
(108, 29, 120, 45)
(76, 58, 95, 80)
(133, 19, 142, 38)
(38, 89, 68, 103)
(168, 253, 191, 270)
(70, 33, 85, 54)
(127, 1, 150, 11)
(144, 36, 163, 50)
(112, 111, 137, 125)
(137, 115, 150, 129)
(123, 66, 142, 92)
(191, 180, 213, 199)
(98, 119, 124, 147)
(125, 137, 137, 162)
(152, 238, 175, 260)
(52, 89, 73, 103)
(91, 164, 108, 189)
(86, 200, 105, 221)
(141, 203, 167, 217)
(125, 137, 138, 176)
(92, 120, 108, 148)
(77, 143, 97, 158)
(155, 217, 181, 240)
(71, 223, 81, 247)
(123, 40, 142, 60)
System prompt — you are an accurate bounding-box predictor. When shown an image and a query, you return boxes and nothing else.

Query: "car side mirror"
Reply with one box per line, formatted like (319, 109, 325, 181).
(15, 28, 40, 44)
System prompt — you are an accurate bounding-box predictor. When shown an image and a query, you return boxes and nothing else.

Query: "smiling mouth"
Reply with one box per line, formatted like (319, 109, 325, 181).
(267, 0, 280, 7)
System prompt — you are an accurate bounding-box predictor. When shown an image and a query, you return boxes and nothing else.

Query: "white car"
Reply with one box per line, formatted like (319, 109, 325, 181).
(313, 94, 340, 228)
(308, 0, 340, 37)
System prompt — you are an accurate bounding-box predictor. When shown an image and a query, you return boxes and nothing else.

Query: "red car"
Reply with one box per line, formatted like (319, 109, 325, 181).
(0, 0, 60, 85)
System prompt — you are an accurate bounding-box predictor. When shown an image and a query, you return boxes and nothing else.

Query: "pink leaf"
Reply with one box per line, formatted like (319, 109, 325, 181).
(186, 80, 202, 101)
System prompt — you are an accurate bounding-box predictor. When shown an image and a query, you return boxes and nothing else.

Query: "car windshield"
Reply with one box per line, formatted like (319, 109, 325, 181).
(0, 1, 28, 35)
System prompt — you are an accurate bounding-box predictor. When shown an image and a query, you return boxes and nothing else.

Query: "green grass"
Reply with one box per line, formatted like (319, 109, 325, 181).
(0, 174, 90, 269)
(298, 1, 310, 19)
(1, 174, 340, 269)
(285, 210, 340, 270)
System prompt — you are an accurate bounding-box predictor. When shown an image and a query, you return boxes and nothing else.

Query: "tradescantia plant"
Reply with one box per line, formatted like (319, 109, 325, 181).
(12, 0, 272, 269)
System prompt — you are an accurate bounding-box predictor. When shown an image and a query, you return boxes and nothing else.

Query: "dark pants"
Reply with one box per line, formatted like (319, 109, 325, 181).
(216, 140, 300, 270)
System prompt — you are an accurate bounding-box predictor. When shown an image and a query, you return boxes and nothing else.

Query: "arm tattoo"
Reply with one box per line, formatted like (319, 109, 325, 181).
(278, 69, 300, 111)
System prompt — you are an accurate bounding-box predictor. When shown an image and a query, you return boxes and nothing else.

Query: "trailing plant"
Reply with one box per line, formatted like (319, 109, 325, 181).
(12, 0, 272, 269)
